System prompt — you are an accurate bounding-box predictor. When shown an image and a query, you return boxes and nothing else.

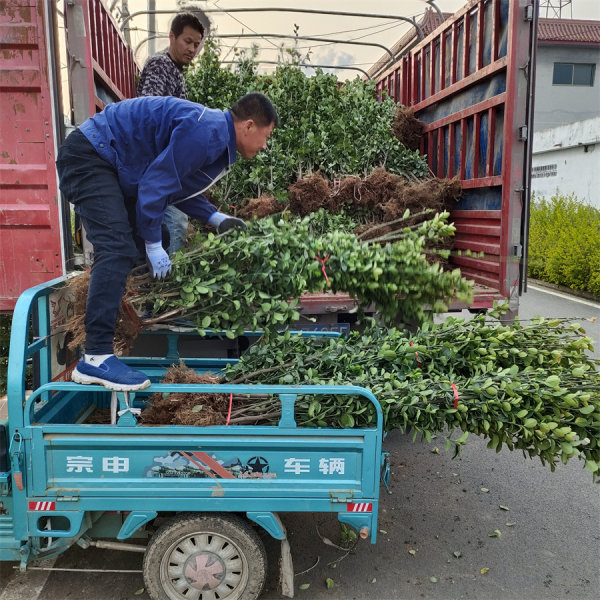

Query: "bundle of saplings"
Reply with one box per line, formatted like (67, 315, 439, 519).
(210, 310, 597, 481)
(66, 210, 472, 352)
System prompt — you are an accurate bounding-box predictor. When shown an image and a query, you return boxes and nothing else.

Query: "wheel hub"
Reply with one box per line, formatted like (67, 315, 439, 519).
(183, 551, 226, 591)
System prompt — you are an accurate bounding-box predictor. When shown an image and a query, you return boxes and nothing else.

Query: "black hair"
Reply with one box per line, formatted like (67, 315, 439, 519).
(230, 93, 279, 128)
(170, 13, 205, 38)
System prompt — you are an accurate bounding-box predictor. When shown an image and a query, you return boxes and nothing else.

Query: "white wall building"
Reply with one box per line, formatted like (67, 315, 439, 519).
(531, 18, 600, 205)
(531, 117, 600, 208)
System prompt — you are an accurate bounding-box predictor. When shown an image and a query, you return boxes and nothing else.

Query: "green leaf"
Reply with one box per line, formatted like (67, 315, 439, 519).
(579, 405, 595, 415)
(201, 315, 211, 328)
(456, 431, 469, 445)
(340, 413, 355, 428)
(326, 578, 335, 589)
(299, 583, 310, 590)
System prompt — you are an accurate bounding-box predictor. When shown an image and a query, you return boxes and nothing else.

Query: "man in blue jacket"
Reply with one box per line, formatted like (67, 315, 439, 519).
(56, 92, 277, 391)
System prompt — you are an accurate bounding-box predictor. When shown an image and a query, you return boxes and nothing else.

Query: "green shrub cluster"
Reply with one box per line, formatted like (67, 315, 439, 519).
(528, 193, 600, 295)
(185, 37, 428, 207)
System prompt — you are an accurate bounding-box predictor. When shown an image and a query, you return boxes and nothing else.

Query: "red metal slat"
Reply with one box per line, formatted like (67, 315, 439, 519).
(420, 48, 426, 102)
(459, 119, 467, 180)
(460, 175, 503, 188)
(437, 125, 444, 176)
(451, 23, 458, 85)
(0, 205, 51, 227)
(108, 17, 116, 88)
(473, 112, 480, 179)
(476, 0, 485, 71)
(491, 0, 500, 62)
(498, 0, 529, 298)
(453, 236, 501, 255)
(113, 28, 120, 93)
(125, 49, 132, 97)
(97, 7, 105, 75)
(400, 58, 407, 105)
(453, 221, 502, 237)
(125, 45, 135, 98)
(448, 121, 456, 177)
(114, 30, 121, 92)
(486, 106, 496, 177)
(101, 9, 109, 80)
(451, 209, 502, 219)
(427, 131, 434, 170)
(452, 255, 500, 275)
(452, 264, 500, 289)
(108, 12, 116, 86)
(412, 53, 418, 105)
(91, 0, 100, 63)
(421, 92, 506, 132)
(463, 10, 470, 79)
(440, 32, 446, 91)
(91, 58, 125, 102)
(429, 40, 436, 97)
(412, 56, 507, 113)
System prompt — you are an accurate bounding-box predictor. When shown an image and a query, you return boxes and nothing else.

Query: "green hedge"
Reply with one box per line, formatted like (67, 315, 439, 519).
(528, 194, 600, 295)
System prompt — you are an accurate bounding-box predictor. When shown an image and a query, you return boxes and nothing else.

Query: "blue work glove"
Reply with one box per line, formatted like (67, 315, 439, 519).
(145, 241, 171, 280)
(208, 211, 247, 234)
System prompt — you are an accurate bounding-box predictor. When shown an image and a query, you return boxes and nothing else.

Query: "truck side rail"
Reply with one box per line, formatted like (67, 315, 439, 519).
(372, 0, 536, 307)
(23, 383, 383, 434)
(7, 275, 80, 430)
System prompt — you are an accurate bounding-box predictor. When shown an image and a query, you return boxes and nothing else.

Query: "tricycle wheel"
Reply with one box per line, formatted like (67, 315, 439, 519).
(143, 513, 267, 600)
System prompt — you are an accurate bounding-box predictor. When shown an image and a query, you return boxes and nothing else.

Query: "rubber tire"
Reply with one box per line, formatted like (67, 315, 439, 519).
(143, 513, 267, 600)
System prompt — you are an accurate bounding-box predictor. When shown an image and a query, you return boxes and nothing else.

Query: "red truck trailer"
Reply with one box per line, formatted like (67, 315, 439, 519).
(0, 0, 537, 319)
(299, 0, 537, 325)
(0, 0, 138, 311)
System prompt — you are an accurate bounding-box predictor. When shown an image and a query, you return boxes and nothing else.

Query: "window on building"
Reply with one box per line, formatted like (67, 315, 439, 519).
(552, 63, 595, 86)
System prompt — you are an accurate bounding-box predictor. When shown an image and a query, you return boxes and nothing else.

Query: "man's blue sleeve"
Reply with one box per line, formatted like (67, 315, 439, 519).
(136, 120, 225, 241)
(174, 193, 218, 222)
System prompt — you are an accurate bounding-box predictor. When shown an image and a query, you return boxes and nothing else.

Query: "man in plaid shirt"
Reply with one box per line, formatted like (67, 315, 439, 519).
(137, 13, 205, 254)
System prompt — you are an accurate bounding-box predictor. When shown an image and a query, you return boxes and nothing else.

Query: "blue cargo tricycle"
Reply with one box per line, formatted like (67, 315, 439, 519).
(0, 275, 388, 599)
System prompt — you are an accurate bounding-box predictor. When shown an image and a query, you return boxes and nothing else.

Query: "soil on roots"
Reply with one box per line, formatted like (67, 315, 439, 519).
(238, 195, 285, 220)
(141, 363, 227, 426)
(288, 172, 331, 216)
(392, 106, 425, 151)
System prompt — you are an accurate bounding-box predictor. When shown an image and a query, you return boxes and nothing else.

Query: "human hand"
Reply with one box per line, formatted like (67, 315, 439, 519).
(216, 216, 247, 234)
(145, 241, 171, 279)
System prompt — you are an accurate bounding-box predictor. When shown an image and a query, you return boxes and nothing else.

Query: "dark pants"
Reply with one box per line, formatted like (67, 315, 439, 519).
(56, 129, 140, 354)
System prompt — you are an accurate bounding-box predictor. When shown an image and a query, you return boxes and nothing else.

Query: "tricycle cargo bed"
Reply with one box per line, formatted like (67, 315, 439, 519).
(25, 383, 383, 516)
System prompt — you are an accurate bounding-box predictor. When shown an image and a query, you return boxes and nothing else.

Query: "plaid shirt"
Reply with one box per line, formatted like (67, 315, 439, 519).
(137, 51, 188, 100)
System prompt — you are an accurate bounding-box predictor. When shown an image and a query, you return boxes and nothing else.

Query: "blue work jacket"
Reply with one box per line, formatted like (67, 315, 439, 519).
(79, 96, 237, 242)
